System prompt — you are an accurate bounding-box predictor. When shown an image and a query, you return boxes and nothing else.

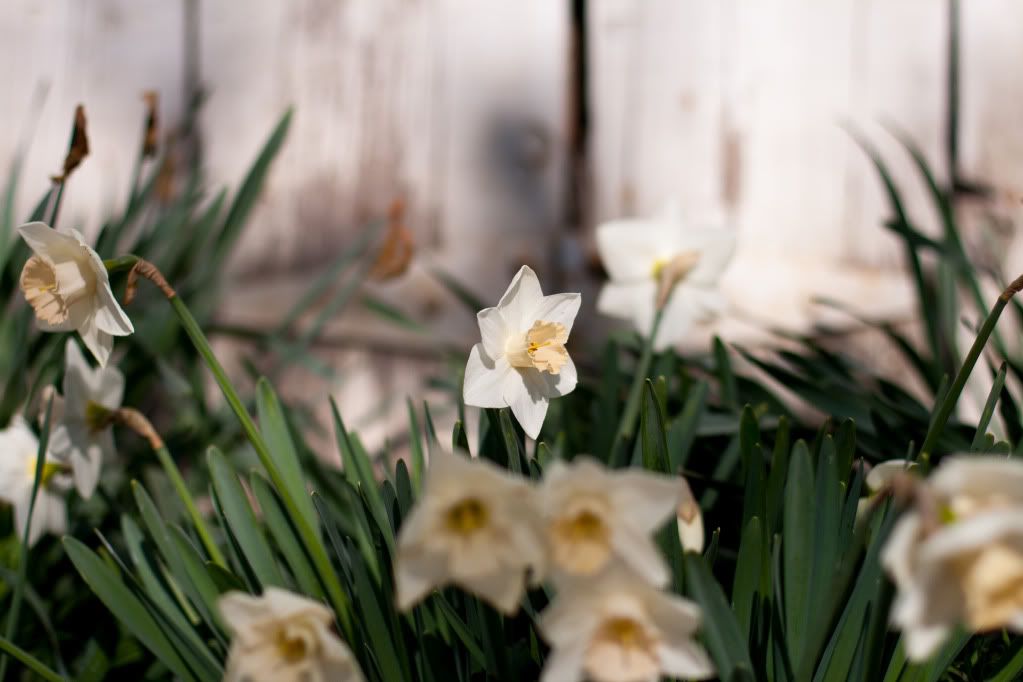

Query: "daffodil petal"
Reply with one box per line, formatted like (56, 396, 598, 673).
(505, 370, 549, 439)
(463, 345, 512, 409)
(496, 265, 544, 332)
(531, 292, 581, 335)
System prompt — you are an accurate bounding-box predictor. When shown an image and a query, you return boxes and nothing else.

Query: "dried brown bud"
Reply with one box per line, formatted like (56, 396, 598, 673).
(51, 105, 89, 183)
(142, 91, 160, 157)
(369, 198, 415, 281)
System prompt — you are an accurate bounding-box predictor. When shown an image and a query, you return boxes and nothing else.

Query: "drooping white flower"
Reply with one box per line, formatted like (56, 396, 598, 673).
(540, 456, 679, 586)
(882, 456, 1023, 661)
(18, 221, 133, 367)
(0, 417, 70, 546)
(219, 587, 364, 682)
(463, 265, 580, 439)
(394, 447, 545, 614)
(539, 565, 714, 682)
(45, 339, 123, 499)
(676, 476, 705, 554)
(595, 205, 735, 350)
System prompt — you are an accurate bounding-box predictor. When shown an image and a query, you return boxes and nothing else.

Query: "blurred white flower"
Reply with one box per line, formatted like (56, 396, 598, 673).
(882, 456, 1023, 661)
(595, 205, 735, 350)
(0, 417, 70, 546)
(18, 221, 133, 367)
(463, 265, 581, 439)
(45, 339, 124, 499)
(395, 448, 545, 614)
(539, 565, 714, 682)
(219, 587, 364, 682)
(856, 459, 916, 524)
(540, 456, 679, 586)
(677, 476, 705, 554)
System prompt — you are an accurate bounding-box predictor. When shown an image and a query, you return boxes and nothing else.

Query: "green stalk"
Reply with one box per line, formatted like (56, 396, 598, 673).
(610, 308, 664, 465)
(0, 635, 65, 682)
(111, 254, 354, 636)
(154, 444, 227, 568)
(919, 273, 1023, 465)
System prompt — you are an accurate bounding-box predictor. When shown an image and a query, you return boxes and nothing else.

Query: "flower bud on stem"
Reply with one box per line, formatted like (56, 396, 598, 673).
(111, 406, 226, 567)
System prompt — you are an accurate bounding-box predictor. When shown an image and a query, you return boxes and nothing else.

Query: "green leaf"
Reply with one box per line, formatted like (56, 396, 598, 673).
(430, 267, 486, 312)
(0, 634, 65, 682)
(640, 380, 670, 473)
(732, 516, 764, 641)
(255, 377, 318, 533)
(406, 399, 426, 491)
(214, 109, 292, 266)
(667, 380, 709, 473)
(249, 472, 323, 600)
(330, 399, 395, 552)
(683, 553, 754, 679)
(972, 361, 1006, 451)
(207, 447, 285, 589)
(497, 408, 525, 474)
(63, 538, 196, 682)
(784, 442, 815, 667)
(713, 337, 738, 408)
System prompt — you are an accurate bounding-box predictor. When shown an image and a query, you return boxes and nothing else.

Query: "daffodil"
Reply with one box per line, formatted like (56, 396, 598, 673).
(44, 339, 124, 499)
(0, 417, 70, 546)
(540, 456, 680, 586)
(395, 447, 545, 613)
(882, 456, 1023, 661)
(539, 565, 714, 682)
(219, 587, 364, 682)
(463, 265, 580, 439)
(676, 476, 704, 554)
(18, 221, 133, 367)
(595, 206, 735, 350)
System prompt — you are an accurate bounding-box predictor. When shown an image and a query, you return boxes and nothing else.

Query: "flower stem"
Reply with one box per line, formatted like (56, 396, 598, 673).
(113, 407, 227, 568)
(117, 257, 355, 638)
(0, 634, 65, 682)
(919, 272, 1023, 465)
(610, 309, 664, 466)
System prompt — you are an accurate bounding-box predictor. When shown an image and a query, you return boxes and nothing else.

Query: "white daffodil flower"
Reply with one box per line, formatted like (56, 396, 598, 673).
(395, 447, 546, 614)
(540, 456, 680, 586)
(882, 456, 1023, 661)
(856, 459, 916, 524)
(0, 417, 70, 546)
(539, 565, 714, 682)
(595, 205, 735, 350)
(18, 221, 133, 367)
(45, 339, 124, 499)
(219, 587, 364, 682)
(463, 265, 581, 440)
(676, 476, 705, 554)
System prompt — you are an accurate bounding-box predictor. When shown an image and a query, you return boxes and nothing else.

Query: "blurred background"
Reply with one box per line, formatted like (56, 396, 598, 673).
(3, 0, 1023, 449)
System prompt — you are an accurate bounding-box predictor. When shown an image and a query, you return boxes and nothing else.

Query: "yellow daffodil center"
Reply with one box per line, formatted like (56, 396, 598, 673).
(20, 255, 94, 325)
(505, 320, 569, 374)
(952, 542, 1023, 631)
(445, 498, 489, 535)
(551, 504, 611, 575)
(25, 458, 66, 487)
(275, 629, 309, 663)
(85, 401, 114, 433)
(586, 616, 660, 682)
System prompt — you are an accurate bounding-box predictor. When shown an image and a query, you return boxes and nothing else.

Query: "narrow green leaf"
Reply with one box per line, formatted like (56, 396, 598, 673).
(668, 381, 709, 473)
(714, 337, 738, 408)
(64, 538, 196, 682)
(784, 442, 815, 667)
(249, 472, 323, 600)
(207, 447, 285, 588)
(406, 399, 425, 491)
(640, 380, 670, 473)
(255, 377, 318, 533)
(972, 362, 1007, 451)
(732, 516, 764, 641)
(683, 553, 754, 679)
(0, 634, 65, 682)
